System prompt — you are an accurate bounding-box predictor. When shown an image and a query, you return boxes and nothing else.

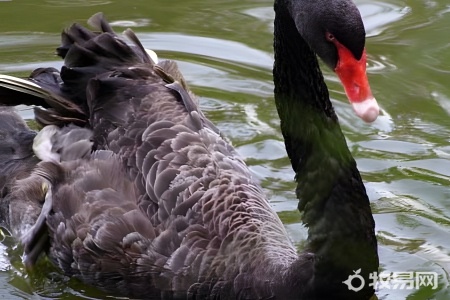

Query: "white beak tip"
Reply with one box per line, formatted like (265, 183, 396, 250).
(351, 97, 380, 123)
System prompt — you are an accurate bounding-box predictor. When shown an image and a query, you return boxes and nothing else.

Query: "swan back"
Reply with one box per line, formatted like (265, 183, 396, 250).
(13, 14, 300, 298)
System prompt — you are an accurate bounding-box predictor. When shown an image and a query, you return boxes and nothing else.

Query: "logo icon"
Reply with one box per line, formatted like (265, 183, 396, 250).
(343, 268, 365, 292)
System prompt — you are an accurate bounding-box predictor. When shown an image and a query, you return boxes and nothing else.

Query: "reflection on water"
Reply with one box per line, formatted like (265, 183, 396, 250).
(44, 0, 112, 7)
(109, 18, 151, 27)
(138, 33, 274, 69)
(1, 0, 450, 299)
(360, 0, 410, 37)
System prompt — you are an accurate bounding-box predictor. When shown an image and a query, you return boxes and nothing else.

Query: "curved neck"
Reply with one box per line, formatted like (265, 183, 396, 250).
(273, 1, 378, 297)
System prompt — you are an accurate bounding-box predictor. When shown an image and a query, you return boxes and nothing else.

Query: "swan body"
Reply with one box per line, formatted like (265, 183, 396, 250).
(0, 0, 379, 298)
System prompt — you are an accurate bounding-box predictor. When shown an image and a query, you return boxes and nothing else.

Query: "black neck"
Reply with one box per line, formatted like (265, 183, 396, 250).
(273, 1, 378, 297)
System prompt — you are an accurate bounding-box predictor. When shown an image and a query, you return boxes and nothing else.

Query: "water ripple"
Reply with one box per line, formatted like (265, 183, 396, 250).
(138, 33, 273, 69)
(359, 0, 410, 37)
(0, 1, 449, 298)
(44, 0, 111, 7)
(109, 19, 151, 28)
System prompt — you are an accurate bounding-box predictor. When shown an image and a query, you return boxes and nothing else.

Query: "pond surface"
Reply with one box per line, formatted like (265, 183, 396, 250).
(1, 0, 450, 299)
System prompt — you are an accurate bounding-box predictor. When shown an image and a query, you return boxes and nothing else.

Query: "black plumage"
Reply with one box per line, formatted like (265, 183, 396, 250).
(0, 1, 379, 298)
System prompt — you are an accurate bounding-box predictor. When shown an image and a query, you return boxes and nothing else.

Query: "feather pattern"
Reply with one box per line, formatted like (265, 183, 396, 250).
(0, 4, 378, 299)
(0, 108, 41, 236)
(0, 15, 300, 299)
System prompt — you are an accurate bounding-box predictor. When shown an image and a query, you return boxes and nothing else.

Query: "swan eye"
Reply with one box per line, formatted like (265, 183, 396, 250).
(326, 33, 335, 42)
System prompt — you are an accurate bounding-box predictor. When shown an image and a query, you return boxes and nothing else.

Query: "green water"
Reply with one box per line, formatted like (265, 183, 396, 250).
(1, 0, 450, 299)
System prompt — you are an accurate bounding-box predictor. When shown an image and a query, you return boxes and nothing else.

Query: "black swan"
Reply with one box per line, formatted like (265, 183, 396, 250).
(0, 0, 379, 298)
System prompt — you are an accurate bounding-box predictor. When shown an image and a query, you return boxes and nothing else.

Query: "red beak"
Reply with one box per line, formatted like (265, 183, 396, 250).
(334, 42, 379, 123)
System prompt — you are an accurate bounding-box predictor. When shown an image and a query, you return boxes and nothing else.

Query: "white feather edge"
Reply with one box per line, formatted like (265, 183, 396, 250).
(0, 74, 50, 100)
(0, 74, 41, 89)
(32, 125, 60, 163)
(145, 48, 158, 64)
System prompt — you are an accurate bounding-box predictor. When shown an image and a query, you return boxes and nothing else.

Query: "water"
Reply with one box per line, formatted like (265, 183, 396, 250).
(0, 0, 449, 298)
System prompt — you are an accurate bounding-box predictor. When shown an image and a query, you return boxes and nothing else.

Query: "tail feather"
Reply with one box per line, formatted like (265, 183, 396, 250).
(87, 12, 115, 33)
(0, 13, 199, 144)
(56, 22, 154, 116)
(60, 23, 148, 68)
(57, 24, 98, 59)
(29, 68, 86, 118)
(0, 74, 55, 108)
(33, 106, 86, 127)
(123, 28, 154, 64)
(0, 71, 86, 127)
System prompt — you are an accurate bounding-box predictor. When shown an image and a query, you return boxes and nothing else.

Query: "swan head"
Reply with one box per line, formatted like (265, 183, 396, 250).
(288, 0, 379, 122)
